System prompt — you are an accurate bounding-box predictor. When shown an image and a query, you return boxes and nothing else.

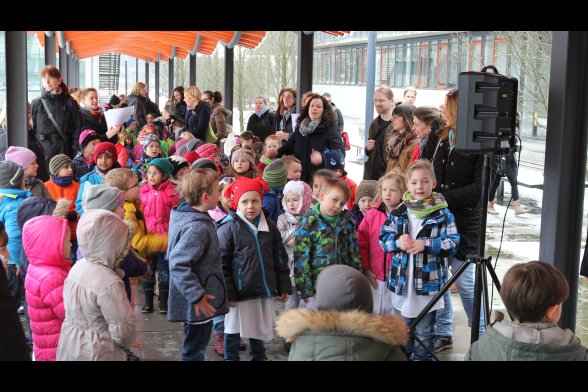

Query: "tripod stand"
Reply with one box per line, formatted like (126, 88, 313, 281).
(408, 153, 503, 359)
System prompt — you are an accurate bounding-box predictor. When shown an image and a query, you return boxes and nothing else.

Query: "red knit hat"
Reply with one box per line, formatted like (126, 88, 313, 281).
(183, 150, 200, 165)
(224, 177, 270, 209)
(92, 142, 117, 163)
(195, 143, 219, 160)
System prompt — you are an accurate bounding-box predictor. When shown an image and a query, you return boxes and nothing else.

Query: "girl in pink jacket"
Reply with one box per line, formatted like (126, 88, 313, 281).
(357, 171, 406, 315)
(139, 158, 181, 314)
(22, 200, 72, 361)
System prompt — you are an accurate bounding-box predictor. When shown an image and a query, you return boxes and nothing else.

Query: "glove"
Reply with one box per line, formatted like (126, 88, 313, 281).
(65, 210, 78, 222)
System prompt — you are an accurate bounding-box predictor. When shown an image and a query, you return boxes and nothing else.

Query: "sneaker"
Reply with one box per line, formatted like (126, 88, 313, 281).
(434, 335, 453, 353)
(239, 338, 246, 351)
(213, 333, 224, 356)
(141, 305, 153, 313)
(487, 202, 499, 215)
(159, 307, 167, 314)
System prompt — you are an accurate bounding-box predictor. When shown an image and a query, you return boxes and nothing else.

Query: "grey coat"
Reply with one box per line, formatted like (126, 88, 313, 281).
(167, 205, 229, 323)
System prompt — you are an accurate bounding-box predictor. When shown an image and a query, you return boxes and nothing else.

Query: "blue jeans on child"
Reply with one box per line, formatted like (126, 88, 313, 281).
(402, 311, 436, 361)
(212, 315, 224, 334)
(143, 252, 170, 291)
(182, 321, 213, 361)
(435, 256, 485, 337)
(224, 334, 266, 361)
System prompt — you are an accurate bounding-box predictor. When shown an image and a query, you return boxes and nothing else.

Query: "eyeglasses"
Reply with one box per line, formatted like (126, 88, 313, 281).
(219, 176, 236, 186)
(125, 182, 139, 190)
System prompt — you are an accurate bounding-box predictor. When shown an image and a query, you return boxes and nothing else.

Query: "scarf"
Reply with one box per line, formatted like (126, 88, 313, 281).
(449, 129, 456, 152)
(298, 118, 321, 137)
(24, 177, 36, 190)
(51, 175, 73, 187)
(281, 106, 294, 121)
(80, 103, 103, 119)
(255, 107, 269, 117)
(387, 129, 414, 158)
(313, 202, 341, 227)
(402, 191, 448, 219)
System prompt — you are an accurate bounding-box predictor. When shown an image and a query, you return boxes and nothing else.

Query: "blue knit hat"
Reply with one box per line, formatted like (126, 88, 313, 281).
(148, 158, 173, 177)
(324, 149, 346, 175)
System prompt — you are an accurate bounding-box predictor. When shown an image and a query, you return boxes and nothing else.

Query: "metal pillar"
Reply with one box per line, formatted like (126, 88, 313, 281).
(145, 58, 150, 92)
(136, 58, 139, 83)
(125, 58, 128, 94)
(169, 57, 174, 99)
(364, 31, 377, 146)
(224, 46, 234, 125)
(6, 31, 28, 148)
(539, 31, 588, 332)
(190, 54, 196, 86)
(155, 60, 160, 107)
(296, 31, 313, 112)
(58, 32, 67, 83)
(44, 31, 56, 66)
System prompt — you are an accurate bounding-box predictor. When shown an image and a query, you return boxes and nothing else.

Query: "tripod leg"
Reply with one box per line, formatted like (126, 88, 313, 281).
(472, 263, 483, 342)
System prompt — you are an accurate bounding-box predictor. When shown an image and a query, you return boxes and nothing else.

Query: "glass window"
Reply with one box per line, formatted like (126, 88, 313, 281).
(469, 40, 482, 71)
(494, 39, 509, 75)
(418, 45, 429, 88)
(437, 43, 448, 88)
(410, 42, 419, 86)
(428, 41, 438, 88)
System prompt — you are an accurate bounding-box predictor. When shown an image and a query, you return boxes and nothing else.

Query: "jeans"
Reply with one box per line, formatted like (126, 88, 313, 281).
(182, 321, 213, 361)
(402, 311, 436, 361)
(224, 334, 266, 361)
(143, 252, 170, 292)
(285, 290, 300, 310)
(212, 315, 225, 334)
(435, 257, 485, 337)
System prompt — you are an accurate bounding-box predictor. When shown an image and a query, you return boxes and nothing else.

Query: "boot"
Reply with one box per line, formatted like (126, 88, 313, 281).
(142, 289, 154, 313)
(213, 333, 224, 356)
(158, 283, 169, 314)
(512, 200, 530, 215)
(487, 202, 499, 215)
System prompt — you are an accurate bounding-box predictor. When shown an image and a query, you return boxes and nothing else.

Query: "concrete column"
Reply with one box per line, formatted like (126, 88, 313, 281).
(44, 31, 56, 66)
(364, 31, 377, 148)
(296, 32, 314, 112)
(6, 31, 28, 148)
(224, 46, 234, 125)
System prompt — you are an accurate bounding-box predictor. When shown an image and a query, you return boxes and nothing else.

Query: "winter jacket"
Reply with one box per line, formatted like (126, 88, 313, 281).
(385, 138, 418, 175)
(124, 200, 168, 259)
(421, 131, 483, 261)
(277, 211, 302, 265)
(23, 215, 71, 361)
(167, 205, 229, 323)
(126, 94, 147, 130)
(466, 314, 588, 361)
(140, 180, 181, 234)
(72, 153, 95, 183)
(262, 189, 283, 224)
(357, 202, 390, 281)
(0, 188, 31, 267)
(75, 169, 105, 215)
(342, 176, 357, 209)
(247, 110, 276, 143)
(273, 108, 297, 135)
(363, 116, 394, 181)
(31, 88, 83, 168)
(45, 180, 80, 240)
(114, 142, 130, 168)
(331, 103, 345, 133)
(173, 101, 187, 124)
(57, 209, 136, 361)
(277, 123, 345, 183)
(0, 265, 29, 360)
(217, 210, 292, 302)
(210, 104, 232, 141)
(293, 207, 362, 299)
(80, 108, 117, 144)
(27, 129, 50, 182)
(379, 203, 459, 295)
(185, 103, 212, 142)
(277, 309, 408, 361)
(26, 178, 51, 198)
(208, 205, 229, 223)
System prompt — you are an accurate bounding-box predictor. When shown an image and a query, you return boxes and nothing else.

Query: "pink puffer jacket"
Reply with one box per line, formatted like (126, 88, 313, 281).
(357, 202, 392, 281)
(23, 215, 71, 361)
(140, 180, 181, 234)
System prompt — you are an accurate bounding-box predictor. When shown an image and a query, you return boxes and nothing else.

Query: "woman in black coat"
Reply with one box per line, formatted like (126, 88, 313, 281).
(273, 94, 344, 184)
(79, 88, 118, 144)
(247, 96, 276, 143)
(184, 86, 211, 142)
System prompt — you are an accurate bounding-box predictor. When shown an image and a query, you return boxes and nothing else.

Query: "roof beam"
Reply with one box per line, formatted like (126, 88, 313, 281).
(57, 31, 65, 49)
(191, 34, 202, 55)
(222, 31, 242, 49)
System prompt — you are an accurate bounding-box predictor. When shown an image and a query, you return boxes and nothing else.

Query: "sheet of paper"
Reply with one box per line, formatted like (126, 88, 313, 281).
(104, 106, 135, 130)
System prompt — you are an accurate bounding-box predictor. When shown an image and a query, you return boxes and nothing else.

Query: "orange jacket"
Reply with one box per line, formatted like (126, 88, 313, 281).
(44, 180, 80, 240)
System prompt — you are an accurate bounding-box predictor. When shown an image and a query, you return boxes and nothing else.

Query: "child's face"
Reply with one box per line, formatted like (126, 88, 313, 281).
(265, 140, 280, 153)
(62, 228, 71, 260)
(357, 196, 375, 213)
(204, 181, 220, 210)
(220, 181, 235, 210)
(145, 141, 161, 158)
(319, 188, 347, 217)
(176, 166, 190, 181)
(84, 139, 101, 158)
(147, 166, 165, 187)
(381, 179, 403, 210)
(312, 176, 325, 198)
(213, 152, 221, 166)
(124, 135, 132, 145)
(285, 193, 301, 214)
(24, 161, 39, 178)
(57, 163, 74, 177)
(287, 162, 302, 181)
(241, 139, 253, 148)
(128, 121, 137, 131)
(333, 169, 344, 179)
(233, 157, 251, 174)
(237, 190, 262, 222)
(407, 168, 436, 201)
(125, 177, 140, 201)
(96, 154, 114, 171)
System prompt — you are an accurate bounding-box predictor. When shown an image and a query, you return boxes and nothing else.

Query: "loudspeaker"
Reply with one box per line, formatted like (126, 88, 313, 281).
(455, 66, 518, 154)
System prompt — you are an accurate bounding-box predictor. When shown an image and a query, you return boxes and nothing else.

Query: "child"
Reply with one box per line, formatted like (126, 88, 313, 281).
(167, 156, 191, 183)
(358, 171, 407, 314)
(5, 146, 50, 198)
(257, 135, 281, 174)
(466, 260, 588, 361)
(277, 180, 312, 311)
(379, 160, 459, 361)
(72, 129, 101, 182)
(282, 155, 302, 181)
(140, 158, 181, 313)
(261, 159, 288, 223)
(195, 143, 223, 175)
(22, 201, 72, 361)
(239, 130, 257, 149)
(324, 149, 356, 209)
(350, 180, 378, 228)
(276, 264, 408, 361)
(57, 209, 137, 361)
(217, 177, 292, 361)
(251, 142, 265, 166)
(310, 169, 335, 206)
(293, 177, 362, 309)
(75, 142, 117, 215)
(167, 169, 230, 361)
(208, 176, 235, 223)
(226, 148, 257, 179)
(133, 134, 163, 181)
(44, 154, 80, 261)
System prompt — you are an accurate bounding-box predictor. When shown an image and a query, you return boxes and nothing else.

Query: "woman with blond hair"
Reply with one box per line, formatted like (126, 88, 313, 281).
(184, 86, 211, 142)
(126, 82, 148, 129)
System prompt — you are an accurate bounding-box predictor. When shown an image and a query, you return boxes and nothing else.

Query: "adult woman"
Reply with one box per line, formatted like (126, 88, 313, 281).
(385, 103, 416, 174)
(203, 90, 232, 142)
(79, 88, 119, 144)
(126, 82, 148, 130)
(171, 86, 186, 123)
(363, 86, 395, 181)
(420, 88, 485, 352)
(247, 96, 276, 143)
(273, 87, 297, 139)
(184, 86, 211, 142)
(274, 94, 344, 183)
(409, 106, 442, 163)
(30, 65, 83, 168)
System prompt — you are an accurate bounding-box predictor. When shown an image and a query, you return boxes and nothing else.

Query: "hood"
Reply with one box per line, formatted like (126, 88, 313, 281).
(77, 209, 129, 268)
(17, 196, 57, 230)
(22, 215, 71, 270)
(171, 205, 214, 226)
(276, 309, 408, 346)
(315, 264, 373, 312)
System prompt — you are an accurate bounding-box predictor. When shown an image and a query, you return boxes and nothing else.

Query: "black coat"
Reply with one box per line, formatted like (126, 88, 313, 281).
(278, 122, 345, 184)
(126, 94, 147, 129)
(422, 131, 483, 261)
(185, 103, 211, 142)
(0, 265, 30, 361)
(31, 89, 83, 167)
(247, 110, 276, 143)
(80, 108, 117, 144)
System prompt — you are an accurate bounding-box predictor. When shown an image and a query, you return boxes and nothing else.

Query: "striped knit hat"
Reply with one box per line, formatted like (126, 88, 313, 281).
(355, 180, 379, 203)
(49, 154, 72, 177)
(262, 159, 288, 189)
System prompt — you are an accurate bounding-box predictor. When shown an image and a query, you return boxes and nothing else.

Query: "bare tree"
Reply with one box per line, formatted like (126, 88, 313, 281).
(258, 31, 298, 100)
(234, 46, 250, 132)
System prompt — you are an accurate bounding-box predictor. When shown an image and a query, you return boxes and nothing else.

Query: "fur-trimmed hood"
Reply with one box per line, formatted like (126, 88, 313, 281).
(276, 309, 408, 346)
